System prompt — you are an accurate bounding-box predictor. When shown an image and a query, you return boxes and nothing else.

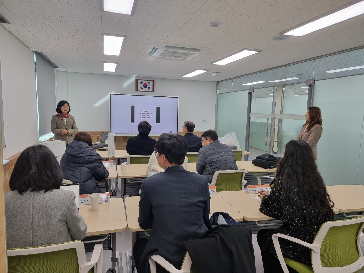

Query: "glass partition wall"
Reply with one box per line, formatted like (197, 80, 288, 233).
(216, 47, 364, 186)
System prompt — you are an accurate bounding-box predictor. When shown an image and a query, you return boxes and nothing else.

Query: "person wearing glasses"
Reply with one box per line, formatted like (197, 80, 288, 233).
(182, 121, 202, 152)
(135, 133, 210, 273)
(51, 100, 78, 144)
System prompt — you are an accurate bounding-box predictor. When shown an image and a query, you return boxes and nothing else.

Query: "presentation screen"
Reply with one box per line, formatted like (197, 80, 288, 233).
(110, 94, 179, 135)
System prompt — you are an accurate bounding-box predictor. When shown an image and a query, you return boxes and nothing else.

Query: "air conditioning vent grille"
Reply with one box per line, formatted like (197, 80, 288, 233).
(159, 50, 195, 60)
(147, 43, 206, 60)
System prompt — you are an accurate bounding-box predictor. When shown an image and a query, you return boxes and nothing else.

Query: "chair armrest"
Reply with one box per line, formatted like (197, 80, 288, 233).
(80, 244, 103, 273)
(149, 255, 183, 273)
(272, 233, 319, 273)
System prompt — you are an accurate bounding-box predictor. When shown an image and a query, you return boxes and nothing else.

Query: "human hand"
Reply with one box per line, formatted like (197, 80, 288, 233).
(61, 129, 68, 135)
(258, 190, 270, 200)
(66, 130, 70, 135)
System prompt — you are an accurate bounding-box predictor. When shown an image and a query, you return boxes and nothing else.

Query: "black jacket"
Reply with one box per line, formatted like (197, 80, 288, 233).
(183, 133, 202, 152)
(185, 225, 256, 273)
(126, 134, 156, 155)
(138, 166, 210, 273)
(60, 140, 109, 195)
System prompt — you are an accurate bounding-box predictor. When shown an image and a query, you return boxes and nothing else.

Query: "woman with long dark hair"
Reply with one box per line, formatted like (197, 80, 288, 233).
(297, 106, 322, 160)
(257, 140, 334, 273)
(51, 100, 78, 144)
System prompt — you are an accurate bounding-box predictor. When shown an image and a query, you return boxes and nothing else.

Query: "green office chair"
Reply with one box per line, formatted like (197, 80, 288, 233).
(273, 217, 364, 273)
(7, 241, 103, 273)
(186, 153, 198, 163)
(233, 150, 243, 161)
(127, 155, 150, 164)
(210, 170, 246, 192)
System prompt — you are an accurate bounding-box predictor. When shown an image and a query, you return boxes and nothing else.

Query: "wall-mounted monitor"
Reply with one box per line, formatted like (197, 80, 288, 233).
(110, 94, 178, 135)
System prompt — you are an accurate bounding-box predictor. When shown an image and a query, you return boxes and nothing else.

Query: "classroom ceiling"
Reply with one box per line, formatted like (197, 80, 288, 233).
(0, 0, 364, 82)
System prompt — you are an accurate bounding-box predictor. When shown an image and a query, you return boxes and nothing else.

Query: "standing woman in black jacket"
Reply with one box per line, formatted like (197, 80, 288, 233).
(61, 132, 109, 195)
(257, 140, 334, 273)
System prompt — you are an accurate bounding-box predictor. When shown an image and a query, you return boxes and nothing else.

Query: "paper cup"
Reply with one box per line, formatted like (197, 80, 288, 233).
(121, 164, 127, 173)
(90, 193, 100, 211)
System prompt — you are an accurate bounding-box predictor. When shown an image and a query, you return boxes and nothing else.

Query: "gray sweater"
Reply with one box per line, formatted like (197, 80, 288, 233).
(5, 189, 87, 249)
(196, 140, 238, 184)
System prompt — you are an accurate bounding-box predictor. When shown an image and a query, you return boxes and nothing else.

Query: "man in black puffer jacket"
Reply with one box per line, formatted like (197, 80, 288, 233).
(196, 130, 237, 184)
(61, 132, 109, 195)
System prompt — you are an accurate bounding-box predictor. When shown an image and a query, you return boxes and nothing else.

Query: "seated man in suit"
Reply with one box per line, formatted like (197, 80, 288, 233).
(135, 133, 210, 273)
(196, 130, 238, 184)
(182, 121, 202, 152)
(126, 121, 156, 155)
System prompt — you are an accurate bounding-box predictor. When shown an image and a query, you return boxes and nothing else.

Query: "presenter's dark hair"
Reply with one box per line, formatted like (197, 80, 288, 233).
(9, 145, 63, 194)
(275, 140, 334, 220)
(201, 130, 218, 141)
(304, 106, 322, 131)
(74, 132, 92, 146)
(56, 100, 71, 114)
(184, 121, 195, 132)
(138, 121, 152, 135)
(155, 133, 187, 165)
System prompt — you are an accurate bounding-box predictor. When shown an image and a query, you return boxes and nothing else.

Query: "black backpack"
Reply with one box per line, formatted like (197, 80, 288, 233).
(252, 153, 280, 169)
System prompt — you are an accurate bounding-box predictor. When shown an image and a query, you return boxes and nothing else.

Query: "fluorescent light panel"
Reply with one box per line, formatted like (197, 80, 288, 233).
(104, 63, 117, 72)
(182, 70, 207, 78)
(213, 50, 259, 65)
(268, 77, 299, 83)
(242, 81, 265, 86)
(300, 86, 308, 88)
(326, 65, 364, 73)
(103, 35, 124, 56)
(103, 0, 135, 15)
(284, 1, 364, 36)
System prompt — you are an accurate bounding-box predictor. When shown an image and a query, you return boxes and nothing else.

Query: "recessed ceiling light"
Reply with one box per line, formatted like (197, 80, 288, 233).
(326, 65, 364, 73)
(182, 70, 207, 78)
(104, 63, 117, 72)
(268, 77, 299, 83)
(103, 35, 124, 56)
(213, 49, 259, 65)
(242, 81, 265, 86)
(103, 0, 136, 15)
(284, 1, 364, 36)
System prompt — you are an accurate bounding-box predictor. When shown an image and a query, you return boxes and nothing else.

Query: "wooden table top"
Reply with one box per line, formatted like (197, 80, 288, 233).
(124, 195, 244, 231)
(97, 150, 129, 159)
(117, 164, 148, 178)
(79, 198, 127, 236)
(327, 185, 364, 213)
(107, 167, 118, 179)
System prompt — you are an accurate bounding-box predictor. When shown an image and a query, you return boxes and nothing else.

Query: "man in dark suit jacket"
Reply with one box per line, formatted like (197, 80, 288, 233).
(126, 121, 156, 155)
(182, 121, 202, 152)
(136, 133, 210, 273)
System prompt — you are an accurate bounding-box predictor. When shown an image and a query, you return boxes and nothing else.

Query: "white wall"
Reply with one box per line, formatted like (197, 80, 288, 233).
(55, 71, 216, 132)
(0, 26, 38, 159)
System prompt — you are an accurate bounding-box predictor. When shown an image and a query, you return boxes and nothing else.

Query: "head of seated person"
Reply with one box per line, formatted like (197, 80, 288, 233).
(73, 131, 92, 146)
(183, 121, 195, 134)
(201, 129, 218, 147)
(138, 121, 152, 136)
(10, 145, 63, 194)
(155, 133, 187, 169)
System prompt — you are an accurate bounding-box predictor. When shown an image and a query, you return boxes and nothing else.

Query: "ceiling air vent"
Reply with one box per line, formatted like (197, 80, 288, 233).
(147, 44, 206, 60)
(0, 14, 10, 24)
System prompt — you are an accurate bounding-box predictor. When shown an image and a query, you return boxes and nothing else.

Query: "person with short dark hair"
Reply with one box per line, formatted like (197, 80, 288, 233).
(5, 145, 87, 249)
(257, 140, 334, 272)
(61, 132, 109, 194)
(196, 129, 237, 184)
(126, 121, 157, 155)
(51, 100, 78, 144)
(182, 121, 202, 152)
(135, 133, 210, 273)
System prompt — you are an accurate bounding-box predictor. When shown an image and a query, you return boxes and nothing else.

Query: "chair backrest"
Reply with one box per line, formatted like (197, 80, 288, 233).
(100, 132, 108, 144)
(233, 150, 243, 161)
(211, 170, 246, 192)
(311, 217, 364, 272)
(186, 152, 198, 163)
(7, 241, 89, 273)
(127, 155, 150, 164)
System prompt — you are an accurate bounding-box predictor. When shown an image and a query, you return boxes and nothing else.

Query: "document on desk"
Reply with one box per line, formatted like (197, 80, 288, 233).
(252, 196, 261, 203)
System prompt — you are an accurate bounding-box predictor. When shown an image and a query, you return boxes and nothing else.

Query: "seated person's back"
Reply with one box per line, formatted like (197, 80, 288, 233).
(196, 130, 237, 184)
(5, 145, 87, 249)
(137, 134, 210, 273)
(126, 121, 156, 155)
(61, 132, 109, 195)
(182, 121, 202, 152)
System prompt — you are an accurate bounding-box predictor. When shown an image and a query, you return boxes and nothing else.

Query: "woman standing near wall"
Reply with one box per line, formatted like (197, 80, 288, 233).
(297, 106, 323, 160)
(51, 100, 78, 144)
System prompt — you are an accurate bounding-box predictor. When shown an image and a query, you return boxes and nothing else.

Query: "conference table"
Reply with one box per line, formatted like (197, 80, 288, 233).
(326, 185, 364, 214)
(79, 198, 127, 272)
(98, 150, 129, 159)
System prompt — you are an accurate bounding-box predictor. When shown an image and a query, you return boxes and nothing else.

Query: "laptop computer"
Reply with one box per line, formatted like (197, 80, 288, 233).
(92, 132, 108, 149)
